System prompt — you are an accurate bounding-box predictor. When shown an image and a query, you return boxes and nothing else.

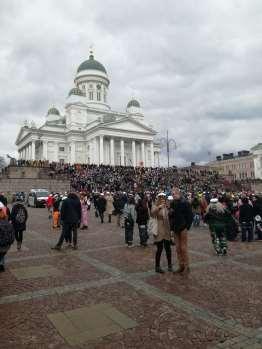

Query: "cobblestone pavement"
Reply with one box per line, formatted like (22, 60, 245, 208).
(1, 207, 262, 349)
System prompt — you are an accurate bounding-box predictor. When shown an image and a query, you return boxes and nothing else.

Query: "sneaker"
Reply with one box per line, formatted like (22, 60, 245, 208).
(51, 246, 61, 251)
(127, 244, 134, 248)
(155, 267, 165, 274)
(173, 267, 185, 274)
(65, 243, 73, 249)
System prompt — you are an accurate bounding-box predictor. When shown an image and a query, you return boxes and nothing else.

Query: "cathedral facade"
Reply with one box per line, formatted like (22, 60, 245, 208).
(15, 52, 160, 167)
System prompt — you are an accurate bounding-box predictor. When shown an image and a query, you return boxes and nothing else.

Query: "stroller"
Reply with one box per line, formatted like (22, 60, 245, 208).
(254, 215, 262, 240)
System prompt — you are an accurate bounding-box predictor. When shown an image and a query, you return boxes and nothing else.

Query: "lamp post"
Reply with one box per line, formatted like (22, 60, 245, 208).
(156, 130, 177, 167)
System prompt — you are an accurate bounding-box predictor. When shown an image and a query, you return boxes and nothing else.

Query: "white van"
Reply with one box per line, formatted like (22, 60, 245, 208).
(27, 189, 49, 208)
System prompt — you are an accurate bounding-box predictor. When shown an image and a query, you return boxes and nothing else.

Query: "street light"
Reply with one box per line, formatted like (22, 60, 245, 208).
(156, 130, 177, 167)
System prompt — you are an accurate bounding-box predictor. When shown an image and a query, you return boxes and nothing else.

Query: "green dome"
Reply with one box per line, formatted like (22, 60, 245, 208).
(47, 107, 60, 115)
(77, 54, 107, 74)
(127, 99, 140, 108)
(68, 87, 85, 97)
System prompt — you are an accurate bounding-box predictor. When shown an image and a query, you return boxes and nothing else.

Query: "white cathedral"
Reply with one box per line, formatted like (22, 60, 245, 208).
(16, 51, 161, 167)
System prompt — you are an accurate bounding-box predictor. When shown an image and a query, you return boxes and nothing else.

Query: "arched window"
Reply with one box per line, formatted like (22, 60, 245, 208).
(89, 91, 93, 100)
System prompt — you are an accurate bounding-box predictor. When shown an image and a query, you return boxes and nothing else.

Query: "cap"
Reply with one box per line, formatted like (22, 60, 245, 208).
(210, 198, 218, 203)
(157, 192, 166, 197)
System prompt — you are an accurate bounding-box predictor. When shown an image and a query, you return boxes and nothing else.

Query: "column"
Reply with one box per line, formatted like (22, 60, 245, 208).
(110, 138, 115, 166)
(43, 141, 48, 160)
(150, 141, 154, 167)
(54, 142, 58, 162)
(120, 139, 125, 166)
(132, 140, 136, 167)
(141, 141, 145, 166)
(93, 138, 97, 164)
(31, 141, 36, 161)
(99, 135, 104, 164)
(71, 142, 76, 164)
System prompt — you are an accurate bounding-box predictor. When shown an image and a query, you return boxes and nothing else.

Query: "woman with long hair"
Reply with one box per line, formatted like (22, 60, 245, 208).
(151, 193, 172, 273)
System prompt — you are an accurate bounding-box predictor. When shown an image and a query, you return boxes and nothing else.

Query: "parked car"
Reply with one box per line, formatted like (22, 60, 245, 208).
(27, 189, 49, 208)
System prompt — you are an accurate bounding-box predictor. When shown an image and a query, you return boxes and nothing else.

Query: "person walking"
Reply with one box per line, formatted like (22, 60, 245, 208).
(151, 193, 172, 273)
(97, 193, 107, 223)
(0, 203, 15, 272)
(239, 197, 254, 242)
(123, 195, 136, 247)
(169, 188, 193, 274)
(10, 201, 28, 250)
(105, 192, 114, 223)
(204, 198, 229, 256)
(52, 193, 81, 250)
(136, 196, 149, 247)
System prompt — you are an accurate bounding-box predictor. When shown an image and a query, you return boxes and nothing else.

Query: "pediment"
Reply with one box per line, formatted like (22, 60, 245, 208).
(103, 117, 156, 134)
(15, 127, 31, 145)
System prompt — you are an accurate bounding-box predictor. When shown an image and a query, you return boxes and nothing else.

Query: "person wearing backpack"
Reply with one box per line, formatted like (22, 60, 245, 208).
(0, 202, 14, 272)
(10, 201, 28, 251)
(123, 195, 137, 247)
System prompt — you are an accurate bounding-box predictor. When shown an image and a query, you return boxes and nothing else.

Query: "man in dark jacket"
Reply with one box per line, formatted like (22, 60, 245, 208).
(52, 193, 81, 250)
(10, 202, 28, 250)
(239, 197, 254, 242)
(96, 193, 107, 223)
(169, 187, 193, 274)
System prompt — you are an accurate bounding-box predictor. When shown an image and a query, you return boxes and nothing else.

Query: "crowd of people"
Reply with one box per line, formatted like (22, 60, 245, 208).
(1, 162, 262, 274)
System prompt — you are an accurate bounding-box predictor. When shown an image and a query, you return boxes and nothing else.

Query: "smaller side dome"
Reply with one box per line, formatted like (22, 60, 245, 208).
(47, 107, 60, 116)
(68, 87, 85, 97)
(127, 99, 140, 108)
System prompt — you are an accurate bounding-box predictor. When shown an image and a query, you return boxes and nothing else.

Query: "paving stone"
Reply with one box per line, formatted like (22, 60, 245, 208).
(10, 264, 61, 280)
(47, 303, 137, 345)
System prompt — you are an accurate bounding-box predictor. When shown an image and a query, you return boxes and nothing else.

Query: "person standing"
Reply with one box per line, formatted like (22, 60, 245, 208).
(105, 192, 114, 223)
(169, 188, 193, 274)
(123, 195, 137, 247)
(239, 197, 254, 242)
(151, 193, 172, 273)
(80, 193, 89, 229)
(136, 196, 149, 247)
(10, 201, 28, 250)
(52, 193, 81, 250)
(0, 203, 14, 272)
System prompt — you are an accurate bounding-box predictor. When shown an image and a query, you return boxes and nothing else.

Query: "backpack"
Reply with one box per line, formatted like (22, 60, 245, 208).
(15, 206, 27, 224)
(0, 220, 15, 248)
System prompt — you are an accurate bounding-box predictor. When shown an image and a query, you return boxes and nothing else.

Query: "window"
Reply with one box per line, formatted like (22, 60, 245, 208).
(59, 147, 65, 152)
(89, 84, 93, 88)
(97, 92, 101, 101)
(89, 91, 93, 100)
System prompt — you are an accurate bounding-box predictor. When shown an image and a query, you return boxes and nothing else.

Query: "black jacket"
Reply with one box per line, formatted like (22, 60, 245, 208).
(136, 205, 149, 225)
(10, 203, 28, 231)
(239, 204, 254, 223)
(60, 196, 81, 224)
(169, 199, 193, 233)
(97, 197, 107, 213)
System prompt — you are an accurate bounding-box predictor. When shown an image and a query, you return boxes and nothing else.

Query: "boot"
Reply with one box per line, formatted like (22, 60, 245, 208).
(155, 267, 165, 274)
(173, 266, 185, 274)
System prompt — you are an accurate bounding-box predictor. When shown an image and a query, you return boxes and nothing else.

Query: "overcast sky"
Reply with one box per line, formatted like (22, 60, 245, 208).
(0, 0, 262, 166)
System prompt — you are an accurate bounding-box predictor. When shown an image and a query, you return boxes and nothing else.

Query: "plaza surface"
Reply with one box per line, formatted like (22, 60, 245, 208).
(1, 208, 262, 349)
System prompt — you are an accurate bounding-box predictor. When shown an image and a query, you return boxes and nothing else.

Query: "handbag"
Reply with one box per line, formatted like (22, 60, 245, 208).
(148, 217, 158, 237)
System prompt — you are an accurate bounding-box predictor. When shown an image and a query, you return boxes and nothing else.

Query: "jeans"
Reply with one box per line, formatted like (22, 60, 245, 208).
(125, 221, 134, 245)
(138, 225, 148, 245)
(0, 252, 6, 266)
(155, 240, 172, 268)
(57, 223, 78, 247)
(15, 230, 23, 243)
(241, 222, 253, 242)
(174, 229, 189, 268)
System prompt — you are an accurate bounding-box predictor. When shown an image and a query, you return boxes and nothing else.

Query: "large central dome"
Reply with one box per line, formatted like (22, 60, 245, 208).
(77, 53, 107, 74)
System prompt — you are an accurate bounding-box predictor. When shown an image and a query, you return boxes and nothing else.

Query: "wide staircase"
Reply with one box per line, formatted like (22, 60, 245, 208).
(0, 166, 70, 194)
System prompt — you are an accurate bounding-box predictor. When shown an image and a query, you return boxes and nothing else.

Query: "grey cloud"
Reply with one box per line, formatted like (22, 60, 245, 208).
(0, 0, 262, 166)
